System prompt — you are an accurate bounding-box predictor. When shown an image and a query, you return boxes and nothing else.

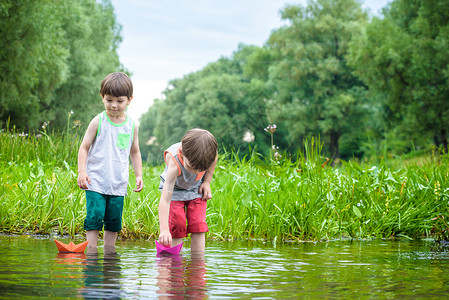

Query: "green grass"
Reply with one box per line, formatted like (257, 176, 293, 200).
(208, 139, 449, 241)
(1, 126, 448, 242)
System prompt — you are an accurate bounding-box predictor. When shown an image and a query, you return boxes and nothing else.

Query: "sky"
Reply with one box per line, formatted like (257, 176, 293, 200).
(110, 0, 391, 122)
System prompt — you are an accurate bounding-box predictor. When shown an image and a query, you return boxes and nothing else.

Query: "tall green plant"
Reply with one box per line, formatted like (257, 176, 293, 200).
(1, 123, 448, 242)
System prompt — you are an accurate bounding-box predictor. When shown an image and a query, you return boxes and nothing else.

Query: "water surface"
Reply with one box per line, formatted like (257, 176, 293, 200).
(0, 235, 448, 298)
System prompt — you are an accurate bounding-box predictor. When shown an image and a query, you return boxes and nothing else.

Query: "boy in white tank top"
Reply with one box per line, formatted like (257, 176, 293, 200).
(77, 72, 143, 249)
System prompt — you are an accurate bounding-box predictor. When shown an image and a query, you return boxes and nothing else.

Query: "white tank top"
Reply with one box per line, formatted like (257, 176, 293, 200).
(86, 111, 134, 196)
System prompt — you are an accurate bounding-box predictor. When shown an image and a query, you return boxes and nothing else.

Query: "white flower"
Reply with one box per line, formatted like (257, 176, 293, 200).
(243, 131, 255, 142)
(264, 124, 277, 134)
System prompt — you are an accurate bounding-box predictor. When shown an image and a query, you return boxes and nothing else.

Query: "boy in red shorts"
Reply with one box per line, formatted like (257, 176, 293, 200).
(158, 128, 218, 252)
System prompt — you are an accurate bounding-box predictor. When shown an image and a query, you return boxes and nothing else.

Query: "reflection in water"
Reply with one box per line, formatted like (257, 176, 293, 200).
(79, 246, 124, 299)
(56, 252, 87, 263)
(1, 236, 448, 298)
(157, 252, 207, 299)
(54, 252, 86, 281)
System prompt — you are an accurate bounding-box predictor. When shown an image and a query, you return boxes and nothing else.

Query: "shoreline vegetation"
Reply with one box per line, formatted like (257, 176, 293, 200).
(1, 126, 448, 243)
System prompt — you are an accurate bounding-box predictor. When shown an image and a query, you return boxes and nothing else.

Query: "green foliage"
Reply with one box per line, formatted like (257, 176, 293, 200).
(0, 0, 69, 129)
(0, 120, 84, 235)
(4, 0, 446, 169)
(209, 143, 449, 241)
(138, 0, 380, 164)
(1, 130, 448, 242)
(348, 0, 449, 153)
(51, 0, 125, 129)
(138, 45, 271, 162)
(135, 0, 447, 163)
(265, 0, 370, 160)
(0, 0, 124, 131)
(0, 116, 84, 167)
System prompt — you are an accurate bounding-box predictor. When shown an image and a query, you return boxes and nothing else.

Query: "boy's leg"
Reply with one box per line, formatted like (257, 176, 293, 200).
(104, 231, 117, 246)
(186, 198, 208, 252)
(86, 230, 100, 248)
(190, 233, 205, 252)
(84, 191, 106, 248)
(172, 238, 183, 247)
(104, 195, 124, 246)
(169, 201, 188, 246)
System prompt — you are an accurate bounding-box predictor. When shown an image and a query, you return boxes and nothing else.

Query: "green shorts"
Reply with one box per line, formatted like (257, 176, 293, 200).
(83, 190, 124, 232)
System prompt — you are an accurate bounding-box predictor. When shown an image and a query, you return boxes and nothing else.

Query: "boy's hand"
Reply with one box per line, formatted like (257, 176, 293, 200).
(159, 230, 172, 247)
(77, 172, 91, 190)
(133, 176, 143, 192)
(199, 182, 212, 200)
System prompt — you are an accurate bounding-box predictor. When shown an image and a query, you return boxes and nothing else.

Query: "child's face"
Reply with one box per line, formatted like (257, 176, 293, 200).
(102, 94, 132, 118)
(183, 156, 204, 174)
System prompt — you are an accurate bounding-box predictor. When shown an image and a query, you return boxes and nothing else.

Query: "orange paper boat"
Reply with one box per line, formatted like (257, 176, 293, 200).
(54, 239, 89, 253)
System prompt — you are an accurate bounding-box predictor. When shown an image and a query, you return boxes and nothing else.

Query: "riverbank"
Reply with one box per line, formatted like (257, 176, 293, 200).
(1, 130, 448, 242)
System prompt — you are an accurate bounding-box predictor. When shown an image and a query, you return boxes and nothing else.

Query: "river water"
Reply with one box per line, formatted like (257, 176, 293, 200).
(0, 235, 448, 299)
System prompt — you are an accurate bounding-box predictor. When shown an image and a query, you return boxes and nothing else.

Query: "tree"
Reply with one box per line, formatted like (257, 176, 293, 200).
(348, 0, 449, 153)
(0, 0, 68, 129)
(138, 45, 271, 162)
(50, 0, 124, 129)
(0, 0, 124, 131)
(184, 73, 267, 150)
(265, 0, 369, 160)
(138, 98, 165, 164)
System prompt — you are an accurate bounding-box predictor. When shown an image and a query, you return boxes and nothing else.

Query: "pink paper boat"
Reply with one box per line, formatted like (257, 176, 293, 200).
(155, 241, 183, 255)
(54, 239, 89, 253)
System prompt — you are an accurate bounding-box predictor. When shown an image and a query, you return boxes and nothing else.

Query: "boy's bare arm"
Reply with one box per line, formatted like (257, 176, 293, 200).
(130, 124, 143, 192)
(199, 155, 217, 200)
(77, 117, 99, 189)
(158, 154, 178, 246)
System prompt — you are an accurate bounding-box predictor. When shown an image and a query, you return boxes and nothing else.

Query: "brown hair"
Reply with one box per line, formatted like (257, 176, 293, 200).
(182, 128, 217, 171)
(100, 72, 133, 99)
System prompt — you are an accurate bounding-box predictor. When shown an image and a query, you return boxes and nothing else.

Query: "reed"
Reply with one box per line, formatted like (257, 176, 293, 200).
(208, 143, 448, 241)
(1, 126, 448, 242)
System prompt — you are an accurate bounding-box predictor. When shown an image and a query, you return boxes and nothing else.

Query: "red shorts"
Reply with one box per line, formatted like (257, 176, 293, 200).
(169, 198, 208, 238)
